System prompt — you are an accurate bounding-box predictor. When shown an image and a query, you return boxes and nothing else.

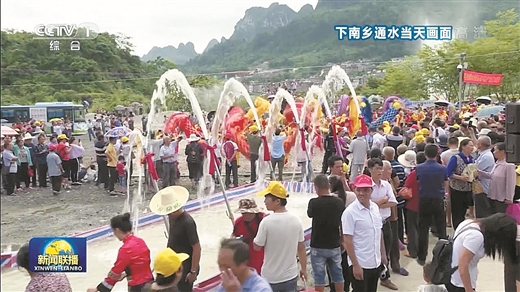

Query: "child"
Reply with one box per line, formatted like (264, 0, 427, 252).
(418, 263, 447, 292)
(116, 155, 126, 192)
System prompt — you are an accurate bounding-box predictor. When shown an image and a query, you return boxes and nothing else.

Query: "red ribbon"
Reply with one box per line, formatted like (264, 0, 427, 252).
(202, 143, 220, 175)
(331, 120, 340, 156)
(144, 153, 159, 181)
(299, 128, 307, 152)
(261, 135, 271, 161)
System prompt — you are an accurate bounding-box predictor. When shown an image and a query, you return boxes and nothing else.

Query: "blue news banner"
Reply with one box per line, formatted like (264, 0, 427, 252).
(334, 25, 454, 41)
(29, 237, 87, 272)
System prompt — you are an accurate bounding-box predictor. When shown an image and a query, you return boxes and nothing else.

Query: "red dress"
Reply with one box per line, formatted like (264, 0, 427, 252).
(232, 213, 265, 274)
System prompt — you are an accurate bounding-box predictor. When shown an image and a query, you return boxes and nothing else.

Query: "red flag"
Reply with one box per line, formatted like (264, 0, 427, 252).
(299, 128, 307, 152)
(144, 153, 159, 181)
(202, 143, 220, 175)
(261, 136, 271, 161)
(463, 70, 503, 86)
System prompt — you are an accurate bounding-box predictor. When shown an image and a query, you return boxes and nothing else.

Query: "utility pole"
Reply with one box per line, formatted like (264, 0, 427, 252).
(457, 53, 467, 107)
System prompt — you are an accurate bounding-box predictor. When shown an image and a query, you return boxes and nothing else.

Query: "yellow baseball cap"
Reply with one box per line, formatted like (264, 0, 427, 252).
(154, 248, 190, 277)
(57, 134, 68, 140)
(249, 125, 259, 132)
(420, 128, 430, 135)
(257, 181, 288, 199)
(121, 136, 129, 143)
(414, 134, 425, 143)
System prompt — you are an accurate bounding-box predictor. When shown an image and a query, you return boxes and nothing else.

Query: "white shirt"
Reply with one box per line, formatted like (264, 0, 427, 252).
(372, 133, 386, 150)
(433, 127, 446, 138)
(160, 143, 177, 163)
(370, 179, 397, 220)
(341, 200, 382, 269)
(254, 211, 304, 284)
(450, 220, 485, 289)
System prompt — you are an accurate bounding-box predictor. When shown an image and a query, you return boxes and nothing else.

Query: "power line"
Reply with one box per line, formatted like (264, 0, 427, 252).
(1, 50, 518, 88)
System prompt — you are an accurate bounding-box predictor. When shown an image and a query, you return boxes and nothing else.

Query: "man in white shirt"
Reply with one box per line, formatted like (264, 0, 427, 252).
(349, 130, 369, 181)
(371, 127, 386, 150)
(342, 174, 384, 292)
(474, 135, 494, 218)
(367, 158, 398, 290)
(159, 136, 178, 188)
(254, 181, 308, 291)
(432, 119, 447, 138)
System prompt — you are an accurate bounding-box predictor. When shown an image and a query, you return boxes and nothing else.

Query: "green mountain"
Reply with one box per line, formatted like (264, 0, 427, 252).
(182, 0, 518, 73)
(141, 42, 198, 65)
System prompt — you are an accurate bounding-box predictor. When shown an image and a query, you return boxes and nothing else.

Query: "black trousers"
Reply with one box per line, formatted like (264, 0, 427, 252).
(418, 197, 447, 261)
(5, 173, 16, 195)
(474, 192, 491, 218)
(225, 160, 238, 187)
(405, 209, 419, 258)
(322, 151, 333, 174)
(16, 162, 30, 188)
(250, 154, 259, 183)
(31, 164, 37, 187)
(51, 176, 62, 192)
(61, 160, 70, 180)
(450, 188, 473, 230)
(176, 260, 198, 292)
(96, 157, 108, 187)
(37, 164, 48, 187)
(107, 166, 118, 192)
(488, 198, 508, 214)
(69, 158, 79, 182)
(349, 266, 380, 292)
(446, 281, 473, 292)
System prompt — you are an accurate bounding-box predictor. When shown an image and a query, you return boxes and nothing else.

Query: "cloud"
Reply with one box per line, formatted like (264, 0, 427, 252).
(1, 0, 316, 56)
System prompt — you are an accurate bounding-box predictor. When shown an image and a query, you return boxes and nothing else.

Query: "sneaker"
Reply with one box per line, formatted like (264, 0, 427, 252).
(52, 191, 61, 195)
(109, 191, 119, 196)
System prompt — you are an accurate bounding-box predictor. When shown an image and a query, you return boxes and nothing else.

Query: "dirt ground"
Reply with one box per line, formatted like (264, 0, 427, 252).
(1, 123, 326, 253)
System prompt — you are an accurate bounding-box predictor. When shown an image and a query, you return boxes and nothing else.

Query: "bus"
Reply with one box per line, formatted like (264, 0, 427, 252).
(0, 102, 86, 123)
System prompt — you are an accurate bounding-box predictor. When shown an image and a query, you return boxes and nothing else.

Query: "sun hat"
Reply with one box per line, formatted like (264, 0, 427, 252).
(398, 150, 417, 168)
(149, 186, 190, 216)
(151, 248, 190, 290)
(477, 128, 492, 136)
(236, 199, 260, 214)
(57, 134, 68, 140)
(352, 174, 374, 188)
(187, 134, 200, 142)
(23, 133, 33, 140)
(257, 181, 288, 199)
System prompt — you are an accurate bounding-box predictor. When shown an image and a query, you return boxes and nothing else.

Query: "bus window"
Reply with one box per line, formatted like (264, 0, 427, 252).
(1, 109, 15, 123)
(47, 108, 64, 120)
(15, 109, 30, 122)
(74, 108, 85, 122)
(63, 109, 73, 120)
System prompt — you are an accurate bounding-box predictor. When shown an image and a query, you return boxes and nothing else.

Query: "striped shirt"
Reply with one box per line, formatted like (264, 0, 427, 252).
(94, 140, 107, 158)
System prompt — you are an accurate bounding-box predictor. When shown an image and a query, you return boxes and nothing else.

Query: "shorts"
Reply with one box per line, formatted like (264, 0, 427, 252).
(310, 247, 344, 286)
(61, 160, 70, 178)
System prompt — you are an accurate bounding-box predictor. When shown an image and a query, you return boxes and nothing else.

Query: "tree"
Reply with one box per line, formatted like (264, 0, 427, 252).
(377, 57, 429, 100)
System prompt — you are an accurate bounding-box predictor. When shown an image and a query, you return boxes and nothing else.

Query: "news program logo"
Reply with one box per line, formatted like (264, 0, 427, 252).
(33, 23, 99, 40)
(29, 237, 87, 272)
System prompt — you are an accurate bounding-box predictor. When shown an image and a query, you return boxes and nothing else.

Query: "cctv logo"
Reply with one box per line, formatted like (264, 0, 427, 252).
(33, 23, 99, 39)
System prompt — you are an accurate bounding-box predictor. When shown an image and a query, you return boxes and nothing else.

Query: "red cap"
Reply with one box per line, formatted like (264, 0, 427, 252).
(49, 144, 57, 151)
(353, 174, 374, 188)
(225, 133, 233, 140)
(411, 124, 420, 130)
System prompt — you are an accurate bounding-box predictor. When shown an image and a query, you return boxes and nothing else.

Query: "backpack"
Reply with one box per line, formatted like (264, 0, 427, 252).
(430, 225, 482, 285)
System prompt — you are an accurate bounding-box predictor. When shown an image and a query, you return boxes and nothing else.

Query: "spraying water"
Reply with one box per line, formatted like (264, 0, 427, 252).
(321, 65, 359, 115)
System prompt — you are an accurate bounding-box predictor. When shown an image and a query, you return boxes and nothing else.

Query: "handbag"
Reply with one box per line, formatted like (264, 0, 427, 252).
(28, 166, 34, 177)
(398, 187, 412, 200)
(506, 203, 520, 225)
(472, 179, 484, 195)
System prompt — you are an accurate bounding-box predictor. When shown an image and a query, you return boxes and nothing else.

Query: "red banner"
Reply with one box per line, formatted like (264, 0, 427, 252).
(463, 70, 503, 86)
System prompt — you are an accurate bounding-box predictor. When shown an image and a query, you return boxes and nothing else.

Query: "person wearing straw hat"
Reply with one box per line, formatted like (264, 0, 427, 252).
(253, 181, 308, 291)
(232, 199, 266, 274)
(185, 134, 203, 189)
(150, 186, 201, 292)
(216, 238, 272, 292)
(145, 248, 189, 292)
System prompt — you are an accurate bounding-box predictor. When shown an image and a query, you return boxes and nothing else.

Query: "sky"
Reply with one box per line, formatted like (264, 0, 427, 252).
(1, 0, 317, 57)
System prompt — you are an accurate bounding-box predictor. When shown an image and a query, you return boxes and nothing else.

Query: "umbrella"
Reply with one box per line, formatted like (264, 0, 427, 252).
(114, 105, 125, 111)
(105, 126, 132, 138)
(1, 126, 19, 136)
(49, 118, 62, 122)
(434, 100, 450, 107)
(473, 106, 504, 118)
(476, 96, 492, 105)
(1, 119, 7, 124)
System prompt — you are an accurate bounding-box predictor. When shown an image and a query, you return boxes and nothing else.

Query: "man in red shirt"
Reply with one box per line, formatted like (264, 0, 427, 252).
(232, 199, 265, 274)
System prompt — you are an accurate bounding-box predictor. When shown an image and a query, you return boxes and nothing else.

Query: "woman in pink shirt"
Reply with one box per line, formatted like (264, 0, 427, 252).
(477, 142, 516, 214)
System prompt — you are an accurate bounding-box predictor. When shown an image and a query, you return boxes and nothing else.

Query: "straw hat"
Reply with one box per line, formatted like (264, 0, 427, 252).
(398, 150, 417, 168)
(149, 186, 190, 215)
(187, 134, 200, 142)
(23, 133, 33, 140)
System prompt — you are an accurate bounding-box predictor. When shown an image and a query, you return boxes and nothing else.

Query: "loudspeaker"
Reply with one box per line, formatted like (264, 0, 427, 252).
(505, 103, 520, 134)
(506, 134, 520, 163)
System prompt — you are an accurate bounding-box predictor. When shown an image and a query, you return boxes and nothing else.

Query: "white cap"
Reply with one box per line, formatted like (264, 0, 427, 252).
(478, 128, 492, 136)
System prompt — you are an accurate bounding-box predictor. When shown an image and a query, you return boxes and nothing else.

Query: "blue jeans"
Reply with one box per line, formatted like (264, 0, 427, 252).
(311, 247, 344, 286)
(270, 276, 298, 292)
